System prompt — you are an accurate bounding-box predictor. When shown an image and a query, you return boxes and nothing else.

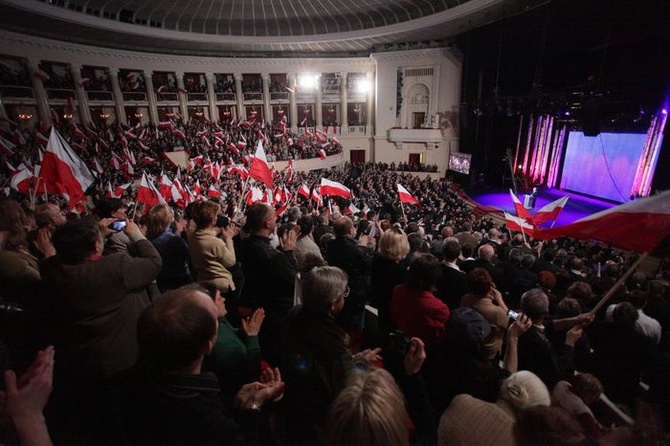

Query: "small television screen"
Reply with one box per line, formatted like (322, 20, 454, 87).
(449, 152, 472, 175)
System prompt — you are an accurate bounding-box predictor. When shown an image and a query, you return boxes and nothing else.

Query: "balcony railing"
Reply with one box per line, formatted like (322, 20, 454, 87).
(157, 92, 179, 102)
(86, 90, 113, 101)
(123, 92, 147, 102)
(243, 92, 263, 101)
(46, 89, 75, 100)
(187, 92, 207, 102)
(0, 85, 34, 99)
(215, 92, 236, 101)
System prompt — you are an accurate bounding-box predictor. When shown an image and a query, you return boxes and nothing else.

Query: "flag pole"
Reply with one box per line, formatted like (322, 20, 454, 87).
(43, 181, 48, 202)
(239, 175, 251, 213)
(590, 252, 649, 315)
(130, 197, 140, 220)
(399, 196, 407, 225)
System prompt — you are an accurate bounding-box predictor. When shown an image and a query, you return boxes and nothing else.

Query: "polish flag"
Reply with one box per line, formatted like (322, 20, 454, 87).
(300, 117, 308, 127)
(504, 212, 536, 238)
(173, 129, 186, 139)
(532, 196, 570, 225)
(78, 77, 91, 87)
(347, 203, 361, 215)
(40, 128, 95, 208)
(158, 121, 174, 130)
(50, 109, 60, 124)
(193, 180, 202, 197)
(534, 191, 670, 252)
(311, 187, 322, 206)
(85, 126, 99, 139)
(237, 135, 247, 149)
(509, 189, 533, 221)
(275, 202, 289, 217)
(284, 159, 294, 183)
(229, 165, 248, 179)
(71, 124, 87, 141)
(93, 157, 104, 174)
(10, 166, 33, 194)
(137, 173, 166, 209)
(159, 172, 174, 201)
(228, 143, 240, 155)
(247, 186, 263, 205)
(249, 140, 274, 188)
(397, 184, 421, 207)
(192, 155, 204, 167)
(317, 148, 327, 160)
(105, 182, 114, 198)
(320, 178, 352, 198)
(114, 182, 131, 198)
(110, 153, 121, 170)
(207, 185, 222, 199)
(298, 183, 310, 199)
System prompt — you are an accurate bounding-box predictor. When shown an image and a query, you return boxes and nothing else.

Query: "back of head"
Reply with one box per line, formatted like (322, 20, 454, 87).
(297, 215, 314, 236)
(333, 216, 354, 237)
(478, 244, 495, 262)
(287, 206, 302, 223)
(508, 248, 524, 266)
(556, 298, 581, 318)
(146, 204, 173, 239)
(628, 289, 647, 309)
(95, 197, 124, 219)
(520, 288, 549, 321)
(537, 271, 557, 290)
(467, 267, 493, 295)
(246, 202, 273, 233)
(499, 370, 550, 410)
(406, 255, 441, 291)
(192, 201, 220, 229)
(52, 217, 101, 263)
(327, 368, 408, 446)
(137, 287, 217, 372)
(406, 232, 423, 253)
(301, 266, 348, 314)
(405, 222, 419, 235)
(378, 227, 410, 263)
(612, 302, 638, 327)
(442, 237, 461, 262)
(566, 282, 593, 306)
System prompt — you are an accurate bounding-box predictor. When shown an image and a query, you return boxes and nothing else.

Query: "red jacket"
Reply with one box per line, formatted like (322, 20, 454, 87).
(391, 284, 450, 346)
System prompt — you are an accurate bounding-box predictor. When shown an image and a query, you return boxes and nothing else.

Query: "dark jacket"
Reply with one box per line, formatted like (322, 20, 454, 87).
(326, 236, 373, 329)
(370, 254, 407, 336)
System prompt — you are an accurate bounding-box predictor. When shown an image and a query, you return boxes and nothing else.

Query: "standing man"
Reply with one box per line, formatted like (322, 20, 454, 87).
(326, 216, 373, 331)
(239, 202, 298, 365)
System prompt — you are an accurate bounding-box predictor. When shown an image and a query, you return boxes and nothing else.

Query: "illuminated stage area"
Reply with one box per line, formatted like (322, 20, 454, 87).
(467, 187, 615, 227)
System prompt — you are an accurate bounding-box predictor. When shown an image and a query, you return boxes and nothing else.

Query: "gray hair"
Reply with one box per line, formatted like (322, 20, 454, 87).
(301, 266, 348, 314)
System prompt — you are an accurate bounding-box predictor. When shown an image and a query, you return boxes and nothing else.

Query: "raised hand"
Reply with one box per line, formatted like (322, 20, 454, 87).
(242, 308, 265, 336)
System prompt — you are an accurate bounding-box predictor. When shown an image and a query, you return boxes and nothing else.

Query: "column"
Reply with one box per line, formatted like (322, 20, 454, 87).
(70, 64, 92, 124)
(144, 71, 159, 124)
(262, 74, 271, 125)
(365, 72, 374, 136)
(288, 73, 298, 133)
(234, 73, 243, 121)
(315, 74, 323, 131)
(109, 69, 127, 124)
(26, 59, 51, 127)
(206, 73, 218, 123)
(175, 72, 189, 121)
(340, 71, 348, 134)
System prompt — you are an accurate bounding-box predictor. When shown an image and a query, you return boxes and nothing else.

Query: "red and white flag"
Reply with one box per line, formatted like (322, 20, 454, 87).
(249, 140, 273, 188)
(320, 178, 352, 198)
(284, 159, 294, 183)
(39, 128, 95, 208)
(504, 212, 536, 238)
(158, 121, 174, 130)
(397, 184, 421, 207)
(159, 172, 174, 202)
(35, 131, 49, 146)
(137, 173, 166, 209)
(237, 135, 247, 149)
(311, 187, 322, 206)
(114, 182, 131, 198)
(229, 164, 249, 179)
(173, 129, 186, 139)
(105, 182, 114, 198)
(533, 195, 570, 225)
(247, 186, 264, 205)
(207, 185, 222, 199)
(298, 183, 310, 199)
(275, 202, 289, 217)
(10, 166, 33, 194)
(534, 191, 670, 252)
(509, 189, 533, 221)
(347, 203, 361, 214)
(193, 180, 202, 197)
(317, 148, 327, 160)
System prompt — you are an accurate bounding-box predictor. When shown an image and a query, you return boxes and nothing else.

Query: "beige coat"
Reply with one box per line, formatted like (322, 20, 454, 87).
(188, 228, 236, 292)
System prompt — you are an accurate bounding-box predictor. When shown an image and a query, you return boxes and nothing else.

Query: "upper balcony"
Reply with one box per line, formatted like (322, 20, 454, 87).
(387, 128, 444, 149)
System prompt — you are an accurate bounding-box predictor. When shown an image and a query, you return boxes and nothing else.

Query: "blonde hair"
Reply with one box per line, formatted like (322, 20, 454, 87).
(146, 204, 173, 240)
(378, 227, 410, 263)
(327, 368, 409, 446)
(499, 371, 550, 410)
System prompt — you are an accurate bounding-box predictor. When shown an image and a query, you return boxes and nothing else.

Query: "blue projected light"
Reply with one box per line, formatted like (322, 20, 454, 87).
(560, 132, 651, 203)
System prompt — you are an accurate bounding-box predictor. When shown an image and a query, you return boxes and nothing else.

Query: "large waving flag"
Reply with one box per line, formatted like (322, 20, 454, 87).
(533, 195, 570, 225)
(509, 189, 533, 221)
(39, 128, 95, 208)
(10, 166, 33, 194)
(397, 184, 421, 207)
(137, 173, 166, 210)
(249, 140, 273, 188)
(504, 211, 535, 238)
(320, 178, 352, 198)
(534, 191, 670, 252)
(297, 183, 310, 199)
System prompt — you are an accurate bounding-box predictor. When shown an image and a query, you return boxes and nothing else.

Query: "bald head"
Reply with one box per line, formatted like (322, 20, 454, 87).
(478, 243, 495, 262)
(441, 226, 454, 238)
(334, 216, 354, 238)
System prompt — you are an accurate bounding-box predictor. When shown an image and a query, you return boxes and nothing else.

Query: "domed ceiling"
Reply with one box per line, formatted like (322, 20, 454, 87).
(0, 0, 548, 56)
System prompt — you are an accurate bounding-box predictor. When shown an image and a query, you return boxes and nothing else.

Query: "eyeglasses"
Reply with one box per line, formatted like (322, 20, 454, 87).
(342, 286, 350, 298)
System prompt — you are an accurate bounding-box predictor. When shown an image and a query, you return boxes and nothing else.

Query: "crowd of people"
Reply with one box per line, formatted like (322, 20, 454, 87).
(1, 117, 670, 445)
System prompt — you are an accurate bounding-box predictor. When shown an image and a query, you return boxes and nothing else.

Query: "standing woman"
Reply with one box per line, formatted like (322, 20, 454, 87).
(145, 204, 192, 292)
(188, 201, 240, 315)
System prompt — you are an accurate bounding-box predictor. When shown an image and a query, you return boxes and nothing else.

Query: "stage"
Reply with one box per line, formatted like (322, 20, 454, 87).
(466, 187, 617, 227)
